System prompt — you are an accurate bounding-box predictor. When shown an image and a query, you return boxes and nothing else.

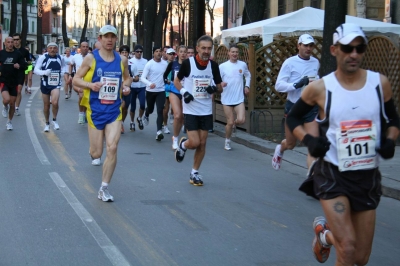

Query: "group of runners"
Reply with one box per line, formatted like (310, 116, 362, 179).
(1, 22, 399, 265)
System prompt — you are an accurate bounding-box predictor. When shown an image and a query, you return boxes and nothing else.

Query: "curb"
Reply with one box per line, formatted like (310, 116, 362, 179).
(212, 123, 400, 201)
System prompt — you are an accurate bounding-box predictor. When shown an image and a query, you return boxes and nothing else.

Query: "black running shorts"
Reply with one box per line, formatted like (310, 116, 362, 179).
(184, 114, 213, 131)
(299, 159, 382, 211)
(0, 83, 18, 97)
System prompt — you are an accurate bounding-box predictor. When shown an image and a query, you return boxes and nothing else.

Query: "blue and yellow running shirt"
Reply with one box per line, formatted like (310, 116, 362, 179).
(81, 50, 124, 129)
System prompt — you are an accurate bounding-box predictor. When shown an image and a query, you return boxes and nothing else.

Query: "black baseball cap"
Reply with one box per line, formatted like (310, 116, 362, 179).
(134, 44, 143, 51)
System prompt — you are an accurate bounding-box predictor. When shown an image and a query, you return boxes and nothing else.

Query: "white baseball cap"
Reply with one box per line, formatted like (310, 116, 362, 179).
(166, 48, 176, 54)
(99, 25, 118, 36)
(47, 42, 58, 48)
(333, 23, 368, 45)
(298, 34, 315, 45)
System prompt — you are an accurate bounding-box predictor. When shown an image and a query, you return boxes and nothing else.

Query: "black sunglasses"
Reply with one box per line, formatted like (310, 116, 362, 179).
(167, 53, 176, 55)
(13, 38, 20, 41)
(135, 51, 143, 53)
(338, 44, 367, 54)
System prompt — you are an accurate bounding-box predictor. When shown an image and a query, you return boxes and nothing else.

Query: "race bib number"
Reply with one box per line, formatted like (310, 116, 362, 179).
(48, 72, 60, 86)
(336, 120, 378, 171)
(192, 78, 210, 99)
(99, 77, 120, 104)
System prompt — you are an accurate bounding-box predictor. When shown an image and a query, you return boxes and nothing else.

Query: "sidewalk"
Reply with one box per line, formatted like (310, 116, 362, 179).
(212, 122, 400, 201)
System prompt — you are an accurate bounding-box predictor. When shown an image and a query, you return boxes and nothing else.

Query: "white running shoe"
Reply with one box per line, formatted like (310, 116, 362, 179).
(163, 125, 171, 134)
(6, 122, 13, 131)
(142, 115, 149, 126)
(15, 108, 21, 116)
(172, 136, 179, 150)
(2, 105, 8, 118)
(272, 144, 283, 170)
(52, 121, 60, 130)
(98, 186, 114, 202)
(44, 124, 50, 132)
(169, 113, 174, 124)
(156, 130, 164, 141)
(224, 140, 232, 151)
(92, 158, 101, 166)
(78, 113, 85, 124)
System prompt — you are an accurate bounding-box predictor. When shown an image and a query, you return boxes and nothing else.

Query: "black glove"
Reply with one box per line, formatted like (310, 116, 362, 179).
(183, 91, 194, 104)
(302, 134, 331, 158)
(206, 85, 218, 94)
(376, 138, 396, 159)
(293, 76, 309, 89)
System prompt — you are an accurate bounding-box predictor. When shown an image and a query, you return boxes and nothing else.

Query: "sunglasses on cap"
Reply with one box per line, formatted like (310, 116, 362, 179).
(167, 53, 176, 55)
(338, 44, 367, 54)
(135, 50, 143, 53)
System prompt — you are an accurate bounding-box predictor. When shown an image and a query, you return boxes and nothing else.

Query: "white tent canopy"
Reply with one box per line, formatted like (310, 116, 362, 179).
(222, 7, 400, 45)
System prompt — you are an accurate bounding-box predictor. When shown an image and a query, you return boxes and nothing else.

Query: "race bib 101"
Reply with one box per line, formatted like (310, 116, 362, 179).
(336, 120, 378, 171)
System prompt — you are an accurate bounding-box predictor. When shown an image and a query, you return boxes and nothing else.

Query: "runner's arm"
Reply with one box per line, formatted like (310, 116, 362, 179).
(275, 62, 297, 93)
(140, 62, 153, 86)
(33, 55, 48, 76)
(380, 74, 400, 140)
(72, 54, 97, 92)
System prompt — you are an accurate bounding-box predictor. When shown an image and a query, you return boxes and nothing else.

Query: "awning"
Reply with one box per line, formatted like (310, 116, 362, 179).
(69, 39, 79, 47)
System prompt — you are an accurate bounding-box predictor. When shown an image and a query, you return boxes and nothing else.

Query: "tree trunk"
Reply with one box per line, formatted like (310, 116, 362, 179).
(153, 0, 168, 48)
(242, 0, 266, 25)
(127, 10, 132, 47)
(62, 0, 69, 48)
(181, 8, 185, 45)
(10, 0, 17, 34)
(320, 0, 348, 77)
(137, 0, 144, 45)
(356, 0, 366, 18)
(80, 0, 89, 44)
(169, 3, 174, 46)
(143, 0, 157, 59)
(120, 12, 125, 45)
(21, 0, 28, 47)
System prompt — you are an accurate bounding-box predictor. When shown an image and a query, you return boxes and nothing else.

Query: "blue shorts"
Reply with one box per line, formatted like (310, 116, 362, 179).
(40, 85, 60, 95)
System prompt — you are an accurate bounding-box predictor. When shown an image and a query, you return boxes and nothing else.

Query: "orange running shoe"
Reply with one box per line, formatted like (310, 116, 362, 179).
(312, 216, 332, 263)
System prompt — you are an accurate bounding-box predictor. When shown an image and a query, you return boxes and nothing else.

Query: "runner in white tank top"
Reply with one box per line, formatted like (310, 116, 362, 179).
(286, 23, 399, 265)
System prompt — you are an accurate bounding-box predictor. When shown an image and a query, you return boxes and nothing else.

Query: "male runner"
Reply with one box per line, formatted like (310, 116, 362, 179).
(140, 47, 168, 141)
(273, 34, 320, 170)
(11, 33, 30, 116)
(72, 25, 131, 202)
(287, 23, 399, 265)
(0, 37, 25, 130)
(219, 44, 251, 150)
(70, 41, 90, 124)
(173, 35, 223, 186)
(128, 44, 148, 131)
(33, 42, 64, 132)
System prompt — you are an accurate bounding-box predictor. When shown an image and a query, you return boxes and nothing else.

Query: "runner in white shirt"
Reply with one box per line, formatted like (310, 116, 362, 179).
(62, 47, 73, 99)
(219, 44, 251, 150)
(70, 41, 90, 124)
(129, 44, 148, 131)
(140, 46, 168, 141)
(272, 34, 320, 170)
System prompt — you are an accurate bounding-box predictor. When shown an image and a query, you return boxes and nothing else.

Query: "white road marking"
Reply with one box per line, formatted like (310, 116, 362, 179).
(49, 172, 130, 266)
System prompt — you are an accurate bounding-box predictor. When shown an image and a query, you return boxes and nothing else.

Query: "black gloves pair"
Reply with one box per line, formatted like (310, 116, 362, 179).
(302, 134, 330, 158)
(294, 76, 309, 89)
(182, 85, 218, 104)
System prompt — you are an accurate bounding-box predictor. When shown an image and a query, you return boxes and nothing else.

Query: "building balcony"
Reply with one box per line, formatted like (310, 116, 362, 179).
(51, 4, 61, 14)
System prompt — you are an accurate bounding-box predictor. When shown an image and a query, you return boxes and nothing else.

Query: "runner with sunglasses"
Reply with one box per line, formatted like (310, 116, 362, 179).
(272, 33, 320, 171)
(287, 23, 399, 265)
(128, 45, 148, 131)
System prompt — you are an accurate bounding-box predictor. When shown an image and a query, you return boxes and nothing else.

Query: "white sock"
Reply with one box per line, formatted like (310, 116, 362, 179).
(225, 138, 230, 142)
(15, 106, 18, 109)
(320, 230, 331, 246)
(181, 140, 187, 150)
(191, 169, 198, 174)
(101, 182, 109, 187)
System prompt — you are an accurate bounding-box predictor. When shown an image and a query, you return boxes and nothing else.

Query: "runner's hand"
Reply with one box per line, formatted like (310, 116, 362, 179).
(122, 85, 130, 96)
(302, 134, 330, 158)
(293, 76, 309, 89)
(206, 85, 218, 94)
(44, 69, 52, 76)
(376, 138, 396, 159)
(183, 91, 194, 104)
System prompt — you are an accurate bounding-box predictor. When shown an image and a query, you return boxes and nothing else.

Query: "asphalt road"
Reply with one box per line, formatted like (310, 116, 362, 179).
(0, 77, 399, 266)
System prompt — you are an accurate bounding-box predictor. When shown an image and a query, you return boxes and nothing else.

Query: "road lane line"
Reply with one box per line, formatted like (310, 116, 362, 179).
(49, 172, 131, 266)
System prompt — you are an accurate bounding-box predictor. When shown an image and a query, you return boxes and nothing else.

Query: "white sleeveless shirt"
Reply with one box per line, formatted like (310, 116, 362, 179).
(182, 57, 214, 115)
(318, 70, 386, 170)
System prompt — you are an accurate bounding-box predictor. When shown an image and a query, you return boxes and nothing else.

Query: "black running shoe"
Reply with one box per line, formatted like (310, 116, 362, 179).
(190, 172, 203, 186)
(137, 117, 144, 130)
(130, 122, 135, 132)
(175, 137, 187, 162)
